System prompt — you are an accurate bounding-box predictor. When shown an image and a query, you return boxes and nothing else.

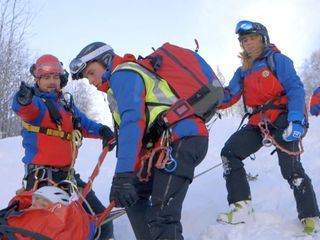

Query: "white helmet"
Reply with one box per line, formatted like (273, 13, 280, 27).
(33, 186, 70, 205)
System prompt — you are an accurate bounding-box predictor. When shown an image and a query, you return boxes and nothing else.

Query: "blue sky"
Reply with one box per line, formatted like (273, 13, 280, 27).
(26, 0, 320, 81)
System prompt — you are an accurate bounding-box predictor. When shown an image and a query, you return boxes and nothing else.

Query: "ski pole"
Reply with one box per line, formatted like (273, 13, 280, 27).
(193, 162, 222, 179)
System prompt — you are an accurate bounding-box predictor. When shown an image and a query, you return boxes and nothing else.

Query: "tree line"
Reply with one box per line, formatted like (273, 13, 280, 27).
(0, 0, 319, 138)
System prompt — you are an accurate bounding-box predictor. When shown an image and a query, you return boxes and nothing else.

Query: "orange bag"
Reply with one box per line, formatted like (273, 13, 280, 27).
(4, 193, 95, 240)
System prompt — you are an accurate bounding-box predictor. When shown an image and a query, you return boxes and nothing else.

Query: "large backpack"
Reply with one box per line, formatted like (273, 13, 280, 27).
(135, 42, 224, 128)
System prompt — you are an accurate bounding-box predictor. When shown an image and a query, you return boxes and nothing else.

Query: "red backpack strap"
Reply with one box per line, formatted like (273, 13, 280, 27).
(119, 53, 137, 63)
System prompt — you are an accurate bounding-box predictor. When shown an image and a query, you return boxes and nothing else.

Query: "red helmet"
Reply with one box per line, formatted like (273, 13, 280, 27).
(30, 54, 69, 88)
(31, 54, 64, 77)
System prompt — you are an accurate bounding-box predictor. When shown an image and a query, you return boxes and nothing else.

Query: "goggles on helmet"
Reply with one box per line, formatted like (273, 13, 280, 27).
(235, 20, 269, 44)
(35, 62, 64, 77)
(236, 20, 268, 36)
(70, 44, 113, 79)
(235, 20, 257, 35)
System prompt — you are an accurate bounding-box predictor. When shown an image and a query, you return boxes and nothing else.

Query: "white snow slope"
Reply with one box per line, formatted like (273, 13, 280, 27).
(1, 116, 319, 240)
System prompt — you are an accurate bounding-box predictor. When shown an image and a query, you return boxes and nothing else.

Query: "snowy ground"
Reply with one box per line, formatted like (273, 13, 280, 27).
(0, 116, 319, 240)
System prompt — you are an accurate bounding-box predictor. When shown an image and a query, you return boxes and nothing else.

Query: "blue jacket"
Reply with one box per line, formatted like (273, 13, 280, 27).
(12, 87, 104, 167)
(220, 46, 305, 125)
(310, 87, 320, 116)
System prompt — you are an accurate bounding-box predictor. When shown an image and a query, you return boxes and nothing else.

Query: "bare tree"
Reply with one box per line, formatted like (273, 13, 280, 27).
(300, 49, 320, 100)
(65, 79, 94, 114)
(0, 0, 32, 138)
(65, 79, 112, 125)
(215, 66, 244, 118)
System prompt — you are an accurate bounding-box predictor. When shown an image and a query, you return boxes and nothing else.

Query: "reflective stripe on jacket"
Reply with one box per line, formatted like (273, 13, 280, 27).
(108, 62, 177, 129)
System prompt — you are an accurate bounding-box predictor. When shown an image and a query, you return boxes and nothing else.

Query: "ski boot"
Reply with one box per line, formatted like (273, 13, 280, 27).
(301, 217, 319, 235)
(217, 200, 254, 224)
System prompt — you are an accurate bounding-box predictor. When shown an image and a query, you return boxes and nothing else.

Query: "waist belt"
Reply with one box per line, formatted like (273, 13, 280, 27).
(247, 103, 287, 116)
(22, 121, 72, 141)
(237, 103, 287, 131)
(26, 164, 70, 173)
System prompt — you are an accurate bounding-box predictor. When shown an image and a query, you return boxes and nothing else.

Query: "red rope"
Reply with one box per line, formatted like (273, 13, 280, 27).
(136, 150, 152, 182)
(95, 201, 116, 226)
(136, 146, 171, 182)
(137, 130, 172, 182)
(79, 139, 112, 203)
(258, 122, 303, 156)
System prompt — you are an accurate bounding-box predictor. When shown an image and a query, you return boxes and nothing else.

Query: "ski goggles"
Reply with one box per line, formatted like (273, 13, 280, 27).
(69, 58, 86, 79)
(34, 62, 64, 77)
(70, 44, 113, 80)
(235, 20, 255, 35)
(235, 20, 267, 38)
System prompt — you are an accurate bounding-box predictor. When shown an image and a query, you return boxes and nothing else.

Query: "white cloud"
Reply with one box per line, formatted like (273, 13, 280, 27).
(27, 0, 320, 83)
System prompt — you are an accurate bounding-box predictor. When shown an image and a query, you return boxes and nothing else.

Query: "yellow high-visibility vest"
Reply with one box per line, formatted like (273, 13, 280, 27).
(107, 62, 177, 130)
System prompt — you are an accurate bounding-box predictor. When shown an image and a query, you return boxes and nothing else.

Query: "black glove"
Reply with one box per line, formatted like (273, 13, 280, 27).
(99, 126, 116, 151)
(17, 81, 34, 106)
(109, 172, 138, 208)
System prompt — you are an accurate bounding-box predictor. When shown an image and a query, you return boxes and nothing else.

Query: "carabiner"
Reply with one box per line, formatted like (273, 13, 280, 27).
(164, 147, 177, 173)
(262, 136, 273, 147)
(34, 168, 46, 180)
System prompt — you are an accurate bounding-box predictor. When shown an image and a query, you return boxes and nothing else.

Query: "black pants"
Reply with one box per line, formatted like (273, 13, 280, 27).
(126, 136, 208, 240)
(220, 113, 320, 219)
(25, 169, 114, 239)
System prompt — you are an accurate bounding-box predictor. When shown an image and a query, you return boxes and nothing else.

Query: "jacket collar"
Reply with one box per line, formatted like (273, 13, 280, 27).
(33, 85, 59, 100)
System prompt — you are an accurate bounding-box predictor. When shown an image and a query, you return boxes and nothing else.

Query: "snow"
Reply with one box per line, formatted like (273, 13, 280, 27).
(0, 116, 319, 240)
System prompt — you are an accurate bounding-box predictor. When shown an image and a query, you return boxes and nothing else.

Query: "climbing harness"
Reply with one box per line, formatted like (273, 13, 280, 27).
(22, 121, 72, 140)
(137, 129, 177, 182)
(258, 118, 304, 156)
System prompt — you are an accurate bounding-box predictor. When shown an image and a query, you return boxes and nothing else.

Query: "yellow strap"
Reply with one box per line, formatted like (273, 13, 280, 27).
(22, 121, 72, 141)
(67, 129, 83, 181)
(22, 121, 41, 132)
(22, 121, 83, 182)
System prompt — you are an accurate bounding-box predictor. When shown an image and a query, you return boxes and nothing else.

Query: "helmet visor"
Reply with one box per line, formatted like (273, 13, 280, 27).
(35, 62, 63, 77)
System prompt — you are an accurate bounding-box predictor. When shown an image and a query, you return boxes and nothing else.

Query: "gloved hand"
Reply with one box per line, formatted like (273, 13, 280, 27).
(282, 121, 305, 142)
(310, 87, 320, 116)
(310, 104, 320, 116)
(17, 81, 34, 106)
(99, 126, 116, 151)
(109, 172, 138, 208)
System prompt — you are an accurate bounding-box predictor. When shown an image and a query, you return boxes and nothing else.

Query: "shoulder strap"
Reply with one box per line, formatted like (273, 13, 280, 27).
(266, 52, 277, 78)
(40, 98, 62, 126)
(0, 225, 52, 240)
(239, 70, 249, 114)
(0, 201, 19, 218)
(60, 93, 82, 131)
(0, 201, 51, 240)
(60, 95, 76, 116)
